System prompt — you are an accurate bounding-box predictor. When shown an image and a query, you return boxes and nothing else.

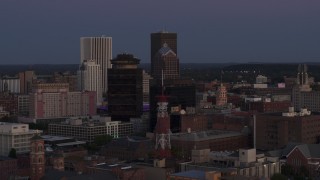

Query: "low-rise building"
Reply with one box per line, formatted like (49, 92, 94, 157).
(180, 148, 280, 179)
(0, 122, 41, 156)
(171, 130, 249, 160)
(48, 116, 133, 143)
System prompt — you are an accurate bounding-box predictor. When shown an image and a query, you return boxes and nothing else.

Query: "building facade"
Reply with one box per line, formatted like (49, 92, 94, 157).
(29, 84, 96, 119)
(256, 108, 320, 150)
(0, 76, 20, 93)
(108, 53, 143, 121)
(78, 60, 103, 105)
(30, 135, 45, 180)
(0, 122, 41, 156)
(48, 117, 133, 143)
(152, 43, 179, 80)
(80, 36, 112, 93)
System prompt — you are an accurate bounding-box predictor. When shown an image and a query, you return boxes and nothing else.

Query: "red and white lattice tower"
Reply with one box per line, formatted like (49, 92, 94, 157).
(154, 70, 172, 161)
(154, 93, 171, 159)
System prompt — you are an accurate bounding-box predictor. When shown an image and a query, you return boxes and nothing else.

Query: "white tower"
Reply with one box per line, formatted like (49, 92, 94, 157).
(80, 36, 112, 93)
(78, 60, 103, 105)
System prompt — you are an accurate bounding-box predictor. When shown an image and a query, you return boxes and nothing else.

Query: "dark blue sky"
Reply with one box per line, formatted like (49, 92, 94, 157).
(0, 0, 320, 64)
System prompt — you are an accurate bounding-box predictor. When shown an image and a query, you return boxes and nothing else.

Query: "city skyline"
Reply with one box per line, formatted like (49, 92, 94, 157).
(0, 0, 320, 64)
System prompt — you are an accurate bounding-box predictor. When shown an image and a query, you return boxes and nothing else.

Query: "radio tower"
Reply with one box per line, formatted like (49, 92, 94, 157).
(154, 71, 171, 162)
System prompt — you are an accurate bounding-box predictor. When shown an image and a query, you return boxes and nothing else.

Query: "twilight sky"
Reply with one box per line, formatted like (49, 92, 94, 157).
(0, 0, 320, 64)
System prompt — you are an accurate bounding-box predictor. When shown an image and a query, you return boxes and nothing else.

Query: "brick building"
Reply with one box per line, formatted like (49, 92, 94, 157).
(171, 130, 249, 160)
(285, 144, 320, 177)
(0, 92, 18, 115)
(256, 108, 320, 150)
(0, 156, 18, 180)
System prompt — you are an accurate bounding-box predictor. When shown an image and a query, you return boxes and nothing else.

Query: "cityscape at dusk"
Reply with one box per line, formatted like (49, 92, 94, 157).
(1, 1, 320, 180)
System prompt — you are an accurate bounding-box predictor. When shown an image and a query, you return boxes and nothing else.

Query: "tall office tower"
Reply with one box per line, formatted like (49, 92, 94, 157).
(151, 31, 177, 78)
(152, 43, 180, 80)
(78, 60, 103, 105)
(108, 53, 143, 121)
(80, 36, 112, 93)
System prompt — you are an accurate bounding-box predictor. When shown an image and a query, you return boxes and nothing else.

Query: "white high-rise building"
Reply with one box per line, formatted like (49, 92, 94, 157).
(78, 60, 103, 105)
(80, 36, 112, 93)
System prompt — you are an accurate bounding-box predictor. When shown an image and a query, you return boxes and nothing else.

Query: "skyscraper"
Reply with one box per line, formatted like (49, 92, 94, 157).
(78, 60, 103, 105)
(151, 31, 177, 59)
(80, 36, 112, 93)
(152, 43, 180, 80)
(108, 53, 143, 121)
(151, 31, 179, 79)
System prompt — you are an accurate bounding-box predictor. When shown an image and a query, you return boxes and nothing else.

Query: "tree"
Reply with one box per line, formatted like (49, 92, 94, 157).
(8, 148, 17, 158)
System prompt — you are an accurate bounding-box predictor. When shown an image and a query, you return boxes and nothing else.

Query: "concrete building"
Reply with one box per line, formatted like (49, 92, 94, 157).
(108, 53, 143, 121)
(78, 60, 103, 105)
(256, 107, 320, 150)
(143, 70, 152, 104)
(0, 75, 20, 93)
(0, 122, 41, 156)
(17, 94, 30, 116)
(29, 84, 96, 119)
(180, 148, 280, 179)
(0, 106, 10, 118)
(80, 36, 112, 93)
(48, 117, 133, 143)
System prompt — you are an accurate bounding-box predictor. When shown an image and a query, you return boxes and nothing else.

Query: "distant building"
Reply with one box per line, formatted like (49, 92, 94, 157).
(151, 31, 177, 62)
(0, 122, 41, 156)
(29, 83, 96, 119)
(0, 75, 20, 93)
(0, 91, 18, 115)
(0, 106, 10, 118)
(17, 94, 30, 116)
(170, 130, 249, 159)
(108, 53, 143, 121)
(80, 36, 112, 93)
(256, 108, 320, 150)
(19, 70, 35, 94)
(78, 60, 103, 105)
(142, 70, 152, 104)
(216, 84, 227, 106)
(52, 71, 78, 92)
(255, 75, 268, 84)
(152, 43, 180, 80)
(48, 117, 133, 143)
(180, 148, 280, 179)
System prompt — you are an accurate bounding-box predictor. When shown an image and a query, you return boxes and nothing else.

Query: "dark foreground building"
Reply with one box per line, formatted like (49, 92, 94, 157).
(108, 54, 143, 121)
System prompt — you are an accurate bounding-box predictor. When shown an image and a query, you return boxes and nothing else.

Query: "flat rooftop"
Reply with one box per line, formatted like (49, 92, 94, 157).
(171, 130, 244, 141)
(170, 170, 206, 179)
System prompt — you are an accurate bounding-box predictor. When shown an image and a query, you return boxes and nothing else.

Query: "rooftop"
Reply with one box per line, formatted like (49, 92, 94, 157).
(170, 170, 206, 179)
(171, 130, 244, 141)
